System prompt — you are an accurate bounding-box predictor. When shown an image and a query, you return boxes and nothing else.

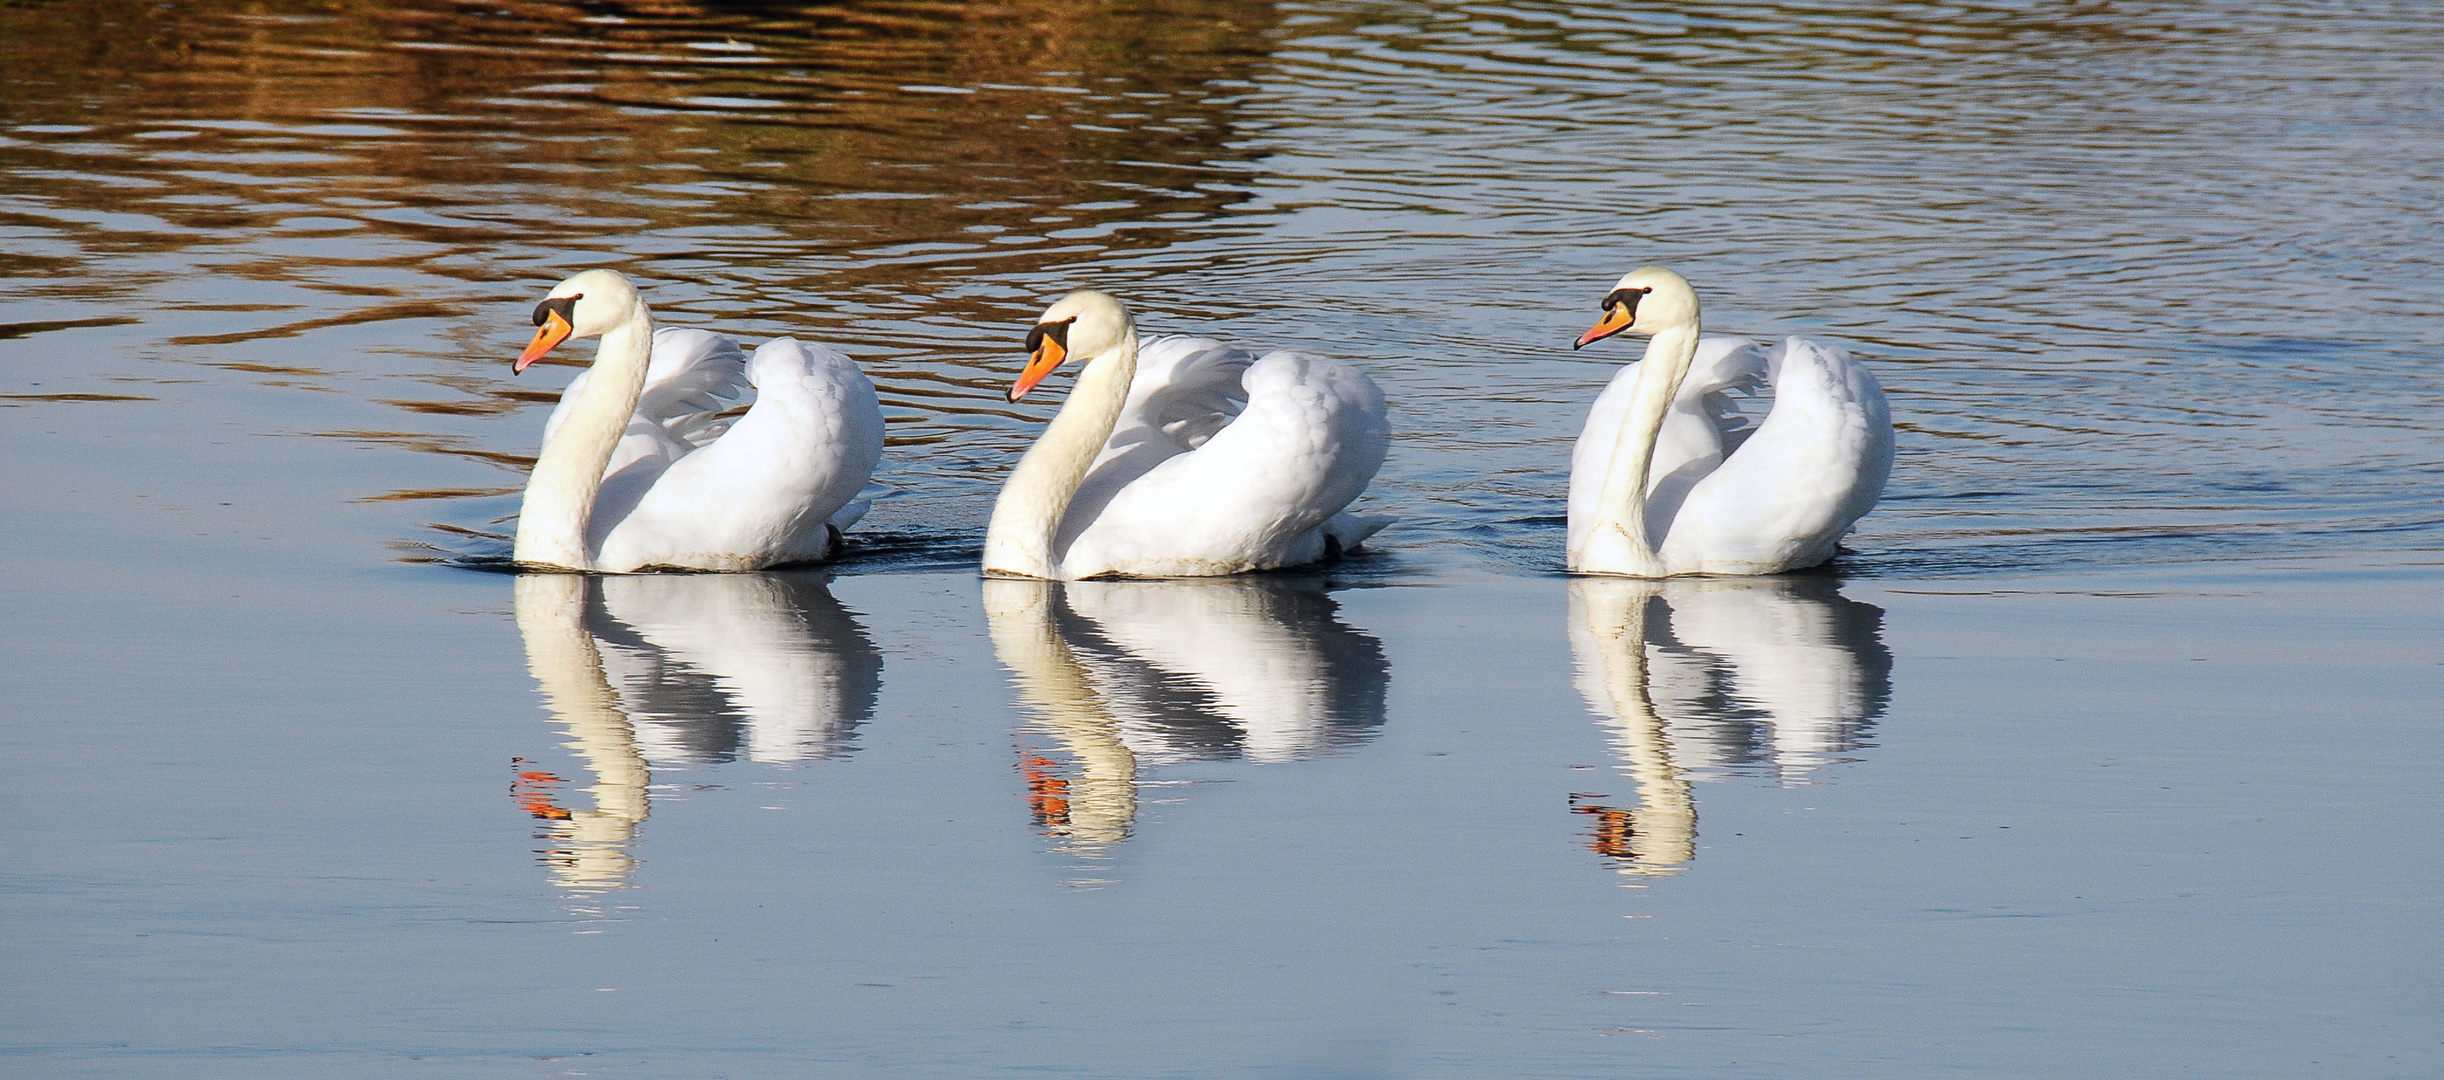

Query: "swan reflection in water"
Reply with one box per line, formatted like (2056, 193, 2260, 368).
(1567, 576, 1891, 877)
(984, 577, 1389, 852)
(509, 572, 882, 891)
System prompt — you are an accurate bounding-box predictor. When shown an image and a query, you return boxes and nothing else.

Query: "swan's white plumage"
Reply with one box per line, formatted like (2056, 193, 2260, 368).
(514, 270, 885, 573)
(591, 338, 883, 571)
(1567, 336, 1768, 558)
(544, 327, 752, 473)
(1061, 339, 1391, 578)
(986, 293, 1391, 580)
(1653, 337, 1890, 573)
(1569, 267, 1892, 577)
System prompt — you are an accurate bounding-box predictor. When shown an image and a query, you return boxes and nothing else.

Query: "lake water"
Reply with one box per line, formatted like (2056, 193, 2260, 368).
(4, 1, 2439, 1076)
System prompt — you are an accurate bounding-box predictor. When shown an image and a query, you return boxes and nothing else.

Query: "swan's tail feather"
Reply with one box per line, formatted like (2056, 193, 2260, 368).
(826, 497, 872, 533)
(1323, 511, 1393, 553)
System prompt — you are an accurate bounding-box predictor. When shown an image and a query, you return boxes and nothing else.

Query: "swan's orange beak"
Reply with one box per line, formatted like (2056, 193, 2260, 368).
(1574, 304, 1635, 350)
(515, 310, 574, 374)
(1010, 327, 1067, 402)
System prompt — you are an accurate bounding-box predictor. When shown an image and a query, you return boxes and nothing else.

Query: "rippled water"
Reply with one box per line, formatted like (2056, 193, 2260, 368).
(6, 1, 2441, 1076)
(7, 0, 2438, 575)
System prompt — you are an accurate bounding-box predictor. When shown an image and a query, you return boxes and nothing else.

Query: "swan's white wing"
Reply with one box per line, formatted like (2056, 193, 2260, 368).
(1567, 336, 1765, 555)
(593, 337, 885, 571)
(542, 327, 754, 503)
(1116, 334, 1255, 451)
(637, 328, 754, 447)
(1660, 337, 1893, 574)
(544, 327, 752, 452)
(1052, 336, 1259, 549)
(1684, 335, 1769, 456)
(1060, 349, 1391, 578)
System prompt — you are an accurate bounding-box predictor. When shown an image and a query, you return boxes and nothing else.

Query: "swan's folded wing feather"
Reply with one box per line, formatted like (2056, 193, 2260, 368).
(1118, 335, 1255, 452)
(1061, 349, 1390, 576)
(543, 327, 753, 451)
(639, 328, 753, 448)
(1686, 336, 1767, 454)
(1054, 336, 1260, 555)
(593, 337, 884, 570)
(1662, 336, 1892, 572)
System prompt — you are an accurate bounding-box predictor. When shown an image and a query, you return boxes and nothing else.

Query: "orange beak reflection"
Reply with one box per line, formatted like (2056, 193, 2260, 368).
(515, 310, 574, 374)
(1010, 331, 1068, 402)
(1574, 304, 1635, 351)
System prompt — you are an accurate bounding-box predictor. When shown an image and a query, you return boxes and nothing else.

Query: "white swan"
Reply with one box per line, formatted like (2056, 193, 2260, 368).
(1567, 266, 1892, 577)
(981, 290, 1392, 580)
(511, 269, 885, 572)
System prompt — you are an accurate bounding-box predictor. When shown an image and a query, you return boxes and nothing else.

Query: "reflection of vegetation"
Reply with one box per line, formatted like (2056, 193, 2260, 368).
(0, 0, 1280, 270)
(0, 0, 1286, 533)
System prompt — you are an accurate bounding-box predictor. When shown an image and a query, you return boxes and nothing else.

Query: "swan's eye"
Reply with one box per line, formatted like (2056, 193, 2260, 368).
(1601, 287, 1650, 316)
(533, 295, 581, 327)
(1025, 317, 1075, 355)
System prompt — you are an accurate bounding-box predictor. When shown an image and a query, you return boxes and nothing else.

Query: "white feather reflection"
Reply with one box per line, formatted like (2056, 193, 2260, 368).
(984, 576, 1388, 854)
(589, 574, 882, 764)
(1567, 576, 1891, 877)
(509, 571, 881, 892)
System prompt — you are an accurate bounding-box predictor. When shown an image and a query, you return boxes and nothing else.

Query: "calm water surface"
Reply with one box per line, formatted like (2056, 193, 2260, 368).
(4, 1, 2439, 1076)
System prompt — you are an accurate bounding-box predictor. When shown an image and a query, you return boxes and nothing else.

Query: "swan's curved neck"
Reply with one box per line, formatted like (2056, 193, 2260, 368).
(982, 329, 1138, 579)
(515, 304, 653, 570)
(1572, 322, 1700, 577)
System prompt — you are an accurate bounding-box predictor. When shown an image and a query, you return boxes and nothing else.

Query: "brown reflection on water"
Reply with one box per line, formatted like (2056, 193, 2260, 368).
(1, 0, 1279, 281)
(14, 0, 2432, 576)
(1, 0, 1285, 542)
